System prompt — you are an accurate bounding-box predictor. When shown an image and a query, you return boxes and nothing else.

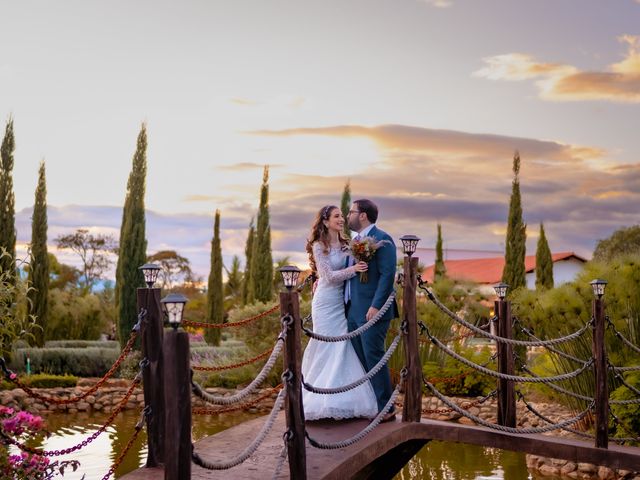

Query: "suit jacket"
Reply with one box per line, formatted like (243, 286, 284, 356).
(347, 225, 399, 326)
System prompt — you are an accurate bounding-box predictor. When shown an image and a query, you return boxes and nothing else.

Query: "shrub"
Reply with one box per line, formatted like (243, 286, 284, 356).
(9, 347, 119, 377)
(116, 350, 143, 379)
(44, 340, 118, 349)
(0, 373, 77, 390)
(422, 346, 495, 397)
(610, 372, 640, 445)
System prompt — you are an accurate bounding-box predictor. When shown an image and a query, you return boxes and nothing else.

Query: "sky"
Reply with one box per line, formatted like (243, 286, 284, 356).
(2, 0, 639, 280)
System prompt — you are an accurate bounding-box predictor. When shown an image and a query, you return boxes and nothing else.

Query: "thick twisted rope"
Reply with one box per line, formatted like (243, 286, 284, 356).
(303, 333, 401, 394)
(425, 324, 593, 383)
(303, 291, 395, 342)
(192, 389, 286, 470)
(306, 373, 404, 450)
(607, 317, 640, 355)
(516, 391, 594, 439)
(515, 321, 587, 364)
(520, 365, 594, 402)
(613, 369, 640, 396)
(418, 278, 591, 347)
(271, 436, 289, 480)
(611, 364, 640, 373)
(192, 322, 287, 405)
(424, 379, 594, 434)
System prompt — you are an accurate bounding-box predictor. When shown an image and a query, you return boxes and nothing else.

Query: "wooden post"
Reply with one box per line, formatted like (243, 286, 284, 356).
(280, 290, 306, 479)
(163, 329, 191, 480)
(592, 297, 609, 449)
(137, 288, 164, 467)
(496, 299, 516, 428)
(402, 256, 422, 422)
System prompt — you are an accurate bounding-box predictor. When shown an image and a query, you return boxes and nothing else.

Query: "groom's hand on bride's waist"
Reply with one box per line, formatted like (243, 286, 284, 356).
(366, 307, 379, 322)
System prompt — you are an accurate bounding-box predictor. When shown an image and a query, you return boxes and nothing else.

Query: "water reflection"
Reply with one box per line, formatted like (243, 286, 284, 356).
(394, 441, 560, 480)
(10, 410, 259, 479)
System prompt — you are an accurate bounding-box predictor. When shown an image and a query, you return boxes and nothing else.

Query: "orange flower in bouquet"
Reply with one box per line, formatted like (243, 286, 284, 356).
(349, 236, 389, 283)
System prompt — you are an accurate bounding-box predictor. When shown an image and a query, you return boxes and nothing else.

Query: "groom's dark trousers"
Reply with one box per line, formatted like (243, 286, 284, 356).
(346, 225, 398, 412)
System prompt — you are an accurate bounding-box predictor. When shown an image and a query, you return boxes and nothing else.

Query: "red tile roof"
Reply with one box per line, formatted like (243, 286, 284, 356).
(422, 252, 587, 284)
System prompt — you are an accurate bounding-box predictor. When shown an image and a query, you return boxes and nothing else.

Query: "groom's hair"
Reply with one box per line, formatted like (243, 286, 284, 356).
(354, 199, 378, 223)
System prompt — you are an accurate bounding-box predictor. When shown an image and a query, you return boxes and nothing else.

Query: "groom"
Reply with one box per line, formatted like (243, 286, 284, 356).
(345, 199, 398, 421)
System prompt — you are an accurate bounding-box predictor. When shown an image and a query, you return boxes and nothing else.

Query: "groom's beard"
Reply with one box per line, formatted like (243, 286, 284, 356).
(348, 217, 361, 232)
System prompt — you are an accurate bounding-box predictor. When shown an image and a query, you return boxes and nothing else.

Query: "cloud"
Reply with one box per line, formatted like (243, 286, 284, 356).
(474, 36, 640, 102)
(230, 97, 260, 106)
(420, 0, 453, 7)
(217, 162, 283, 171)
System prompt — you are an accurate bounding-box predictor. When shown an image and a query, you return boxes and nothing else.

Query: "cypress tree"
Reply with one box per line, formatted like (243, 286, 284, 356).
(501, 151, 527, 291)
(0, 117, 16, 284)
(115, 124, 148, 347)
(241, 218, 255, 305)
(248, 166, 273, 303)
(340, 179, 351, 236)
(28, 161, 49, 347)
(535, 222, 553, 291)
(434, 223, 446, 281)
(205, 209, 223, 345)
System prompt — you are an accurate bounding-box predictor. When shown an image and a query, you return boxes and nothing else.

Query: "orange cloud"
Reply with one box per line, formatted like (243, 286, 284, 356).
(474, 36, 640, 102)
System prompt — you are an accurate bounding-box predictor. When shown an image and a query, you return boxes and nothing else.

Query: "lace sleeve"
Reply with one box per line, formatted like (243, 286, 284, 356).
(312, 243, 356, 285)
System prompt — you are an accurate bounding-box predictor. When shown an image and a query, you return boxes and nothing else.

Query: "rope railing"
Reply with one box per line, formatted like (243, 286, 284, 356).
(397, 390, 497, 415)
(191, 318, 289, 405)
(191, 388, 286, 470)
(305, 370, 406, 450)
(519, 364, 594, 402)
(612, 368, 640, 397)
(423, 324, 593, 383)
(271, 438, 289, 480)
(184, 304, 280, 329)
(303, 333, 401, 395)
(418, 276, 592, 347)
(514, 320, 587, 364)
(607, 317, 640, 356)
(516, 391, 594, 439)
(1, 369, 143, 457)
(609, 412, 640, 443)
(423, 378, 594, 434)
(303, 291, 395, 342)
(192, 384, 283, 415)
(192, 346, 274, 372)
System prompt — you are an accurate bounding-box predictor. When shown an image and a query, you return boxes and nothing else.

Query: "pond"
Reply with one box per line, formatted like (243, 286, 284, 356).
(14, 411, 561, 479)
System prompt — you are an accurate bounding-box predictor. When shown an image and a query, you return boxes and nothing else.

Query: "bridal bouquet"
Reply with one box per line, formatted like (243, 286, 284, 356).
(349, 236, 388, 283)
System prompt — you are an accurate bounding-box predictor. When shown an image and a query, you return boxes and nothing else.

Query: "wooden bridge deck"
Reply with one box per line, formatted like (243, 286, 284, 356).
(122, 412, 640, 479)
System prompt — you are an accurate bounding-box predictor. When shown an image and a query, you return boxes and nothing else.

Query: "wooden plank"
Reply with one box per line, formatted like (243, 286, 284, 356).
(122, 414, 640, 479)
(402, 256, 422, 422)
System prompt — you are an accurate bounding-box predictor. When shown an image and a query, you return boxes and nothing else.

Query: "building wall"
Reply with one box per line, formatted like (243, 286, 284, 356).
(525, 258, 585, 289)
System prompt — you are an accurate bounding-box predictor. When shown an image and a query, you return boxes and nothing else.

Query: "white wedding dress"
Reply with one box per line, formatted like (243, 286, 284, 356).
(301, 242, 378, 420)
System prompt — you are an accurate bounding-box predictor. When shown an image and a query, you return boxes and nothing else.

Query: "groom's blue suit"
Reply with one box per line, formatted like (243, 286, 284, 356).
(346, 225, 398, 412)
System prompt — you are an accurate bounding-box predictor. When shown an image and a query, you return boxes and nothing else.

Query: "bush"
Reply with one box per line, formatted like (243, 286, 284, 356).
(610, 372, 640, 445)
(0, 373, 77, 390)
(116, 350, 143, 379)
(45, 288, 111, 341)
(422, 346, 495, 397)
(44, 340, 119, 349)
(9, 347, 120, 377)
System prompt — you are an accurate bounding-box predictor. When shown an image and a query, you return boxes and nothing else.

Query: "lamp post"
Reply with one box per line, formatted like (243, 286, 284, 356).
(136, 263, 164, 467)
(494, 282, 515, 428)
(400, 235, 422, 422)
(277, 265, 306, 480)
(161, 292, 191, 479)
(590, 279, 608, 449)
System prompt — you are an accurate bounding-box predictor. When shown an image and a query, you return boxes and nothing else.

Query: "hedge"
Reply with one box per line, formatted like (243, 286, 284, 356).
(10, 348, 120, 377)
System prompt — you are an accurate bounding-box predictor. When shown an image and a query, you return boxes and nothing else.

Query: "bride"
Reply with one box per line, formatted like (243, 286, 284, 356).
(301, 205, 379, 420)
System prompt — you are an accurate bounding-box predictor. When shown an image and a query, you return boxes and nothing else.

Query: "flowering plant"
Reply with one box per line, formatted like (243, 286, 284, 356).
(0, 405, 80, 479)
(349, 236, 388, 283)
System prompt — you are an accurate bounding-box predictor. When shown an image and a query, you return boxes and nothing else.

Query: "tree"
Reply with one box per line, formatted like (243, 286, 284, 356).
(535, 223, 553, 291)
(48, 253, 81, 290)
(593, 225, 640, 262)
(205, 210, 224, 345)
(247, 166, 273, 303)
(224, 255, 243, 309)
(55, 229, 117, 293)
(501, 151, 527, 291)
(28, 161, 49, 346)
(147, 250, 193, 289)
(115, 124, 148, 347)
(340, 179, 351, 236)
(434, 223, 446, 281)
(241, 218, 255, 305)
(0, 117, 16, 287)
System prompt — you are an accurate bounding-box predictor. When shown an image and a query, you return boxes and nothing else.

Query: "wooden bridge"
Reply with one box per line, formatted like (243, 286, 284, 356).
(121, 257, 640, 479)
(122, 411, 640, 479)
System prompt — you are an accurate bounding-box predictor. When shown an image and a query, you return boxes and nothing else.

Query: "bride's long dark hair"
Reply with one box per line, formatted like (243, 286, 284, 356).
(306, 205, 350, 276)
